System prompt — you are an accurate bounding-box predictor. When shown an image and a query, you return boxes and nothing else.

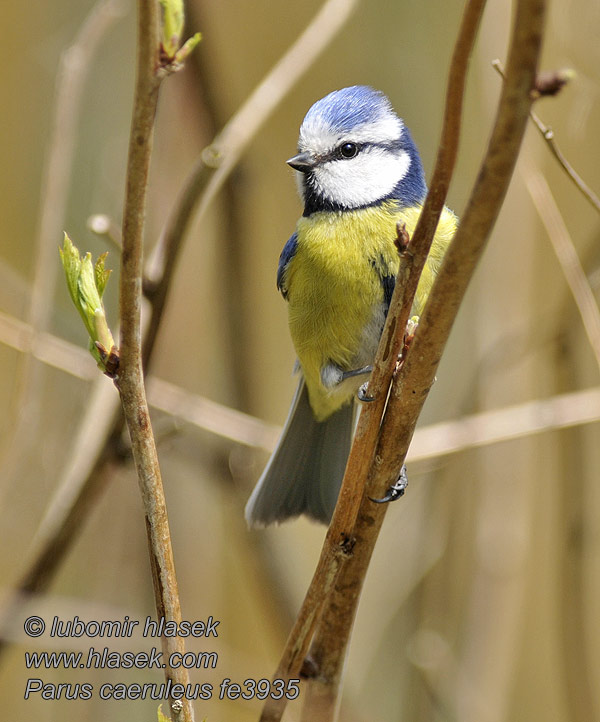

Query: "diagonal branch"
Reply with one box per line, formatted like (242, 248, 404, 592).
(4, 309, 600, 475)
(372, 0, 546, 497)
(522, 159, 600, 371)
(5, 309, 600, 463)
(143, 0, 359, 361)
(260, 0, 486, 713)
(492, 59, 600, 214)
(312, 0, 545, 715)
(299, 0, 488, 717)
(260, 0, 547, 720)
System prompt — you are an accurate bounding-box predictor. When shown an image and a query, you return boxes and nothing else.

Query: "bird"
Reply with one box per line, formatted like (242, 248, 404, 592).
(245, 85, 457, 527)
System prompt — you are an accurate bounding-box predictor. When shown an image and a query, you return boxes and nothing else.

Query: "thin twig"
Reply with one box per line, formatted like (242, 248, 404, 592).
(193, 0, 359, 232)
(374, 0, 545, 498)
(522, 159, 600, 373)
(0, 309, 281, 452)
(4, 309, 600, 466)
(492, 58, 600, 214)
(28, 0, 126, 335)
(409, 384, 600, 461)
(117, 2, 194, 722)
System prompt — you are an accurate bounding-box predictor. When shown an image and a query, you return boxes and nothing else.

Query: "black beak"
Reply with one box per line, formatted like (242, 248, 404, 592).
(287, 152, 314, 173)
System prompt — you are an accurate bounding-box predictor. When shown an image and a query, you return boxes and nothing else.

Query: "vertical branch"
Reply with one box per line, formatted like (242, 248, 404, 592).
(118, 2, 193, 721)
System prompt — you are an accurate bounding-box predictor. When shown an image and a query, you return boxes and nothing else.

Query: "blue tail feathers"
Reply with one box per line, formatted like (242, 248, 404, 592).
(245, 379, 354, 526)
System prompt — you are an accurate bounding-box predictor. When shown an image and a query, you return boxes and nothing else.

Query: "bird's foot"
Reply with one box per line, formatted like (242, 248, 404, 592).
(370, 465, 408, 504)
(357, 381, 375, 403)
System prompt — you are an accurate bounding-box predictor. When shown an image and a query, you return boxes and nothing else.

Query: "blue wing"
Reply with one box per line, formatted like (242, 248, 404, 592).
(370, 254, 396, 314)
(277, 231, 298, 299)
(380, 271, 395, 313)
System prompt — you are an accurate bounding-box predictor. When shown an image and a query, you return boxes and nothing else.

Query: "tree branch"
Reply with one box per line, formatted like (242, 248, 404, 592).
(260, 0, 546, 719)
(522, 159, 600, 371)
(117, 2, 193, 721)
(143, 0, 359, 362)
(492, 59, 600, 214)
(316, 0, 546, 714)
(259, 0, 485, 719)
(300, 0, 488, 716)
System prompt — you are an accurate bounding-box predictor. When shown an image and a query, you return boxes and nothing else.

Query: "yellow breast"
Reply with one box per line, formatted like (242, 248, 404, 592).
(284, 201, 456, 420)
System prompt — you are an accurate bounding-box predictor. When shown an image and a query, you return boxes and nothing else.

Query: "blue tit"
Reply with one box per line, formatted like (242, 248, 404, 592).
(245, 85, 457, 527)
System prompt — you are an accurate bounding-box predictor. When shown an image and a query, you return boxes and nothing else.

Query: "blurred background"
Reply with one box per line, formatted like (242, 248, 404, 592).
(1, 0, 599, 720)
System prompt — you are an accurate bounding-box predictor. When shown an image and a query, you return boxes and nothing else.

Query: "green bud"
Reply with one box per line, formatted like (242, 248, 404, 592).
(174, 32, 202, 64)
(158, 0, 201, 67)
(59, 233, 117, 373)
(159, 0, 185, 58)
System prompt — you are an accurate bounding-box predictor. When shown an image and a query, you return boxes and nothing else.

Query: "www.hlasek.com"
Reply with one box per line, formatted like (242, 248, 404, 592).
(22, 615, 300, 702)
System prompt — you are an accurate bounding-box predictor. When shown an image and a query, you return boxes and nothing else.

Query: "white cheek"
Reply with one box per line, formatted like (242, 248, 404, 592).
(315, 149, 410, 208)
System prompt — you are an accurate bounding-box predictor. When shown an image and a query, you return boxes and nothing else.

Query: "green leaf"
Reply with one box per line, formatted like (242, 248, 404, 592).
(59, 233, 116, 373)
(159, 0, 184, 58)
(158, 0, 201, 65)
(59, 233, 83, 310)
(95, 252, 111, 298)
(174, 32, 202, 64)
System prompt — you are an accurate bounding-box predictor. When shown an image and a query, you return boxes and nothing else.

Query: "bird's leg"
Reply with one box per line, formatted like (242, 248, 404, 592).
(369, 465, 408, 504)
(322, 314, 419, 404)
(321, 362, 375, 401)
(341, 365, 372, 381)
(321, 362, 371, 388)
(340, 366, 375, 403)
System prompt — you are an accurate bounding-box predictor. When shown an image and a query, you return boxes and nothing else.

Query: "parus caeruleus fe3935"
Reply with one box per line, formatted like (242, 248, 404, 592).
(245, 86, 457, 527)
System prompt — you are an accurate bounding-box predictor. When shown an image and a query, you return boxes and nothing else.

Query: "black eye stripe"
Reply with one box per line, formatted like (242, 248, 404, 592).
(315, 138, 403, 165)
(319, 142, 361, 162)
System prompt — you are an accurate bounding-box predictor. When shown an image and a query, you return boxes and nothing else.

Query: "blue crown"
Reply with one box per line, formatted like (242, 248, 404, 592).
(304, 86, 395, 136)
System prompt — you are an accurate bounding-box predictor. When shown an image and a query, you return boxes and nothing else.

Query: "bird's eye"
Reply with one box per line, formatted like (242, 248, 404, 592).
(339, 142, 359, 159)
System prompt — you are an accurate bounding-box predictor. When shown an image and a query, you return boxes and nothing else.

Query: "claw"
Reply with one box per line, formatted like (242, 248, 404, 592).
(357, 382, 375, 403)
(369, 466, 408, 504)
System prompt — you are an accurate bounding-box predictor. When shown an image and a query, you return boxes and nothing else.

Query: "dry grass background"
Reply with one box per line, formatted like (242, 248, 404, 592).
(0, 0, 599, 720)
